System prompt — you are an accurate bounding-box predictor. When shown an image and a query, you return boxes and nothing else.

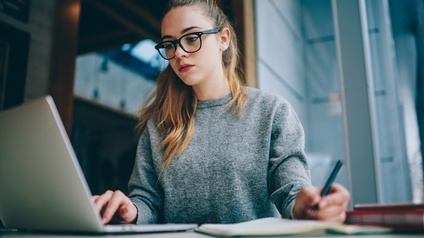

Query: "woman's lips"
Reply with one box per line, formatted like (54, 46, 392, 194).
(179, 64, 194, 73)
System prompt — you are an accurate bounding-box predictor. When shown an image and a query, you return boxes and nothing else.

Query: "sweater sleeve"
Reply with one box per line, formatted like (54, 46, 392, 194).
(127, 126, 163, 224)
(268, 100, 311, 219)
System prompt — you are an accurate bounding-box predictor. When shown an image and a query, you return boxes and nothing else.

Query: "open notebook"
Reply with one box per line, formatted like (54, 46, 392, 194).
(0, 96, 197, 234)
(195, 217, 392, 237)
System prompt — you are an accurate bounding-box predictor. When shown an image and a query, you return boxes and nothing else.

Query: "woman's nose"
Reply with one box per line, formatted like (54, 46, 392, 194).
(174, 44, 188, 59)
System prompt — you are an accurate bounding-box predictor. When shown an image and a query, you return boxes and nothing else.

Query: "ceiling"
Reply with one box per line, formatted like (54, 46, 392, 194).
(76, 0, 233, 55)
(77, 0, 168, 55)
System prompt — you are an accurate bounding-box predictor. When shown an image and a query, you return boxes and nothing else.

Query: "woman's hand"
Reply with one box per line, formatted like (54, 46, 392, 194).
(293, 183, 350, 223)
(92, 190, 138, 224)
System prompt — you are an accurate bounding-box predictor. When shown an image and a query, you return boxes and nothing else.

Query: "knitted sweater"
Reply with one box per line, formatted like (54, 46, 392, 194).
(128, 87, 311, 224)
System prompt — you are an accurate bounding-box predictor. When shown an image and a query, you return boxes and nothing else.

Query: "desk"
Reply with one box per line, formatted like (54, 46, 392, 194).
(1, 231, 424, 238)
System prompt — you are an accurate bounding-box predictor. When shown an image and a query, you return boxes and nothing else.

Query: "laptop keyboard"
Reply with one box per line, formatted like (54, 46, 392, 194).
(104, 223, 197, 233)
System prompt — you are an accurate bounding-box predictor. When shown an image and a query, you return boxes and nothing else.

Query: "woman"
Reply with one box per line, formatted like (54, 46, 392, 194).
(94, 0, 350, 225)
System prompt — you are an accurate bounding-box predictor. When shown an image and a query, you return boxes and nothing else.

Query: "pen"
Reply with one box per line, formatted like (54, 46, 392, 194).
(312, 160, 343, 215)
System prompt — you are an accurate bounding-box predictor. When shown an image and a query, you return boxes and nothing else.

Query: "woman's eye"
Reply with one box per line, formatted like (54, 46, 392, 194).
(163, 43, 174, 50)
(185, 36, 199, 44)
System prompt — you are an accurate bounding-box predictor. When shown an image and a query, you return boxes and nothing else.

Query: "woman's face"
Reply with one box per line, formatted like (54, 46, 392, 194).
(160, 6, 228, 88)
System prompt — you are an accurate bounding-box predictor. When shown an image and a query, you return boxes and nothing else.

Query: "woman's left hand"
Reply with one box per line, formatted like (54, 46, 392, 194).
(293, 183, 350, 223)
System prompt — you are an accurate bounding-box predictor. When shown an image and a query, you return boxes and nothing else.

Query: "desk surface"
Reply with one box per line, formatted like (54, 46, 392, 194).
(1, 230, 424, 238)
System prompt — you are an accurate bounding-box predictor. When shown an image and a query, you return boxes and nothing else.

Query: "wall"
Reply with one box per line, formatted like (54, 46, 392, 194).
(0, 0, 55, 101)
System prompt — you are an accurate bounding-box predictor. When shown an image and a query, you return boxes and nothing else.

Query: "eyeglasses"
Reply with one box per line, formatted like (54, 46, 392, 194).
(155, 28, 221, 60)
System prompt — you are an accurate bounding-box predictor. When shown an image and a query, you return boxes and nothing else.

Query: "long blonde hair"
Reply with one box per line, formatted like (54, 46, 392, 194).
(137, 0, 247, 168)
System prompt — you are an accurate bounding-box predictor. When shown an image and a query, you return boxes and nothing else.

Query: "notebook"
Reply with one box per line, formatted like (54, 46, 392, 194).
(0, 95, 197, 234)
(195, 217, 392, 237)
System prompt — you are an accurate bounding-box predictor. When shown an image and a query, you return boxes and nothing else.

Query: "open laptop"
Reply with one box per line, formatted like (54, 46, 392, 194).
(0, 95, 197, 234)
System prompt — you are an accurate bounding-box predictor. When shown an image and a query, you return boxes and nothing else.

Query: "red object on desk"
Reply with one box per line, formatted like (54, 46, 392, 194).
(345, 203, 424, 231)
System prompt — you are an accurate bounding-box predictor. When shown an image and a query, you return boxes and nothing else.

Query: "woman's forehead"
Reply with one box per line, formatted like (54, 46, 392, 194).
(161, 6, 213, 37)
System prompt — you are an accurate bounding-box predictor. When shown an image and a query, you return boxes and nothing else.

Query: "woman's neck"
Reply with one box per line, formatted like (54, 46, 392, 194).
(193, 76, 230, 101)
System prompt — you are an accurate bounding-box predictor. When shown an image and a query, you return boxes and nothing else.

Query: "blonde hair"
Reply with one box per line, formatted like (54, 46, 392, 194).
(137, 0, 247, 168)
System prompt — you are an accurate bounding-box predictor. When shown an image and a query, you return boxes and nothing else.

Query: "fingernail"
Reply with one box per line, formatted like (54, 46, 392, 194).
(102, 217, 107, 223)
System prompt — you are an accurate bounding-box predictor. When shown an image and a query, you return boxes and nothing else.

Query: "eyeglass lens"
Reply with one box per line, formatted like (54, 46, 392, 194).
(158, 33, 202, 60)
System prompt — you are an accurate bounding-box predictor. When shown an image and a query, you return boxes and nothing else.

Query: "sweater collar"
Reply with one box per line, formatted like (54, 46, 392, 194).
(196, 92, 232, 109)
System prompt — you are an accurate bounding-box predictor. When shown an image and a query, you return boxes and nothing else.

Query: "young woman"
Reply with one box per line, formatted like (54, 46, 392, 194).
(93, 0, 350, 225)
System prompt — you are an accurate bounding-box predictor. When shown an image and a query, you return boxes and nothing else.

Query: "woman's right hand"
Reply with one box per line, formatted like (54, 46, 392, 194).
(92, 190, 138, 224)
(293, 184, 350, 223)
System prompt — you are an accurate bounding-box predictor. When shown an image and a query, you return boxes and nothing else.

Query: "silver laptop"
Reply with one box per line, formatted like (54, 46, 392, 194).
(0, 95, 197, 234)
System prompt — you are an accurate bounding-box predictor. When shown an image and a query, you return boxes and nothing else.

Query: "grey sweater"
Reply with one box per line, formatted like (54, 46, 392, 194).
(128, 87, 311, 224)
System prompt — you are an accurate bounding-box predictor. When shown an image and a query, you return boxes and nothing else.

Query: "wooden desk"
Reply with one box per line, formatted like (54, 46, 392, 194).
(1, 230, 424, 238)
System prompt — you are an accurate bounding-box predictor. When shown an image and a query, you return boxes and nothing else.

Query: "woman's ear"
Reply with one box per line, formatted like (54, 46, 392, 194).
(219, 27, 231, 51)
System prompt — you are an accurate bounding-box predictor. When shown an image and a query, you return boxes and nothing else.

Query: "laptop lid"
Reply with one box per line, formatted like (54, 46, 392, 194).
(0, 96, 198, 234)
(0, 96, 117, 232)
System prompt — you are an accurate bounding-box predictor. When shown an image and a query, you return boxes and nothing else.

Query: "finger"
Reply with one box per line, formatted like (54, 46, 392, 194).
(317, 211, 346, 223)
(92, 195, 100, 211)
(93, 190, 114, 213)
(304, 185, 343, 217)
(119, 203, 138, 223)
(299, 186, 321, 206)
(294, 186, 322, 219)
(315, 204, 347, 223)
(327, 183, 349, 197)
(102, 190, 128, 224)
(320, 184, 350, 208)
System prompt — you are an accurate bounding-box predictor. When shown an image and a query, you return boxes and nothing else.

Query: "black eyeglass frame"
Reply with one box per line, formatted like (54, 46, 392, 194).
(155, 28, 221, 60)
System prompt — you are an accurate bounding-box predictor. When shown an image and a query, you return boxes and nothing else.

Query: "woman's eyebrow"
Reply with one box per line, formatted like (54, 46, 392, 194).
(161, 26, 202, 40)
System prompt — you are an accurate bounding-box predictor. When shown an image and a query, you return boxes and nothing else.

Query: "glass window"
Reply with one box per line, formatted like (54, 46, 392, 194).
(74, 39, 166, 115)
(255, 0, 421, 204)
(255, 0, 347, 188)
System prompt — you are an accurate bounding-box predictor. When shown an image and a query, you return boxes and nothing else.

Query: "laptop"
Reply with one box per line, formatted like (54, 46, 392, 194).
(0, 95, 197, 234)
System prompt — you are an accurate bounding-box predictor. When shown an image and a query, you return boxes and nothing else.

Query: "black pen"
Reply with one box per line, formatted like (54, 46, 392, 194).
(312, 160, 343, 215)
